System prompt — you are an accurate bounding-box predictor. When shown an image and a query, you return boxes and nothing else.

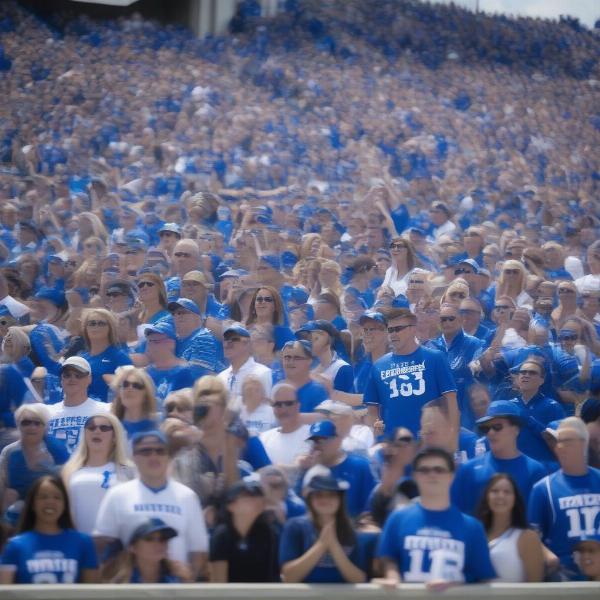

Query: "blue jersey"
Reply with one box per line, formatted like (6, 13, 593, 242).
(121, 419, 158, 440)
(81, 346, 132, 402)
(364, 347, 457, 437)
(452, 451, 547, 514)
(145, 363, 208, 411)
(176, 327, 225, 372)
(528, 467, 600, 578)
(296, 380, 328, 413)
(0, 358, 35, 426)
(377, 503, 496, 583)
(0, 529, 97, 584)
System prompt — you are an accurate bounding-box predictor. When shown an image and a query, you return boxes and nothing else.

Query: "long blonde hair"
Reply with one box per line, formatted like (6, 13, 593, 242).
(497, 260, 527, 299)
(81, 308, 120, 348)
(62, 412, 133, 484)
(111, 366, 157, 420)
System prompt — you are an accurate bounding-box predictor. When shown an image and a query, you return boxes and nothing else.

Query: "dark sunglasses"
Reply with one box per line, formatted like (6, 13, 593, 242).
(479, 423, 505, 434)
(393, 436, 414, 445)
(414, 466, 450, 475)
(518, 369, 541, 376)
(494, 305, 511, 311)
(134, 446, 167, 457)
(449, 292, 466, 298)
(166, 402, 187, 413)
(137, 281, 155, 289)
(409, 280, 425, 285)
(173, 252, 192, 258)
(440, 316, 456, 323)
(106, 292, 124, 298)
(19, 418, 43, 428)
(86, 423, 114, 433)
(122, 380, 144, 390)
(0, 319, 9, 326)
(87, 320, 108, 327)
(389, 243, 407, 250)
(559, 334, 578, 341)
(387, 324, 413, 333)
(255, 296, 274, 303)
(454, 268, 473, 276)
(503, 269, 520, 275)
(558, 288, 575, 294)
(61, 370, 88, 379)
(273, 400, 297, 408)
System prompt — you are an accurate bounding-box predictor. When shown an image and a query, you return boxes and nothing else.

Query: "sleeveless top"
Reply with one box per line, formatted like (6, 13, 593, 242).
(488, 527, 526, 582)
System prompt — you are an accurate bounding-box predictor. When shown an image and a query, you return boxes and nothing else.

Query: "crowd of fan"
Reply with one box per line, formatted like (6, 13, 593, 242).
(0, 0, 599, 588)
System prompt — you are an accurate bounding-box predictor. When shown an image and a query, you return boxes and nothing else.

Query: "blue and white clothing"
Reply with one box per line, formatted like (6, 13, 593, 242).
(318, 355, 355, 393)
(176, 327, 224, 372)
(296, 380, 329, 413)
(0, 357, 35, 427)
(528, 467, 600, 578)
(145, 363, 209, 412)
(377, 503, 496, 583)
(364, 347, 457, 437)
(0, 529, 97, 583)
(81, 346, 132, 403)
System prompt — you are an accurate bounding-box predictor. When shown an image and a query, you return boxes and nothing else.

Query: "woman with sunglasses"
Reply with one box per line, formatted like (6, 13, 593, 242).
(551, 282, 578, 330)
(382, 237, 419, 297)
(62, 413, 134, 534)
(0, 404, 69, 511)
(79, 308, 132, 403)
(280, 466, 369, 583)
(0, 474, 98, 584)
(136, 272, 170, 326)
(110, 367, 158, 439)
(475, 474, 544, 582)
(245, 286, 294, 349)
(494, 260, 533, 310)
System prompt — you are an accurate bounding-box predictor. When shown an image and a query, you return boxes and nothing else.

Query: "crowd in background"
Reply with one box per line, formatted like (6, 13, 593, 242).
(0, 0, 599, 588)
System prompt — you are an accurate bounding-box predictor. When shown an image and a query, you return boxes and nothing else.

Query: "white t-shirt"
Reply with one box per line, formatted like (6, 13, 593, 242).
(93, 478, 208, 563)
(575, 274, 600, 293)
(240, 403, 277, 435)
(46, 398, 110, 454)
(68, 462, 131, 534)
(218, 357, 273, 411)
(259, 424, 311, 466)
(0, 294, 30, 319)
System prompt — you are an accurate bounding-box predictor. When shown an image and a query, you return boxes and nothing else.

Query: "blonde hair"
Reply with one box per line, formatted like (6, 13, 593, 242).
(137, 272, 168, 322)
(440, 278, 470, 305)
(497, 260, 527, 297)
(81, 308, 119, 348)
(164, 388, 193, 411)
(79, 211, 108, 243)
(111, 367, 157, 420)
(2, 326, 31, 360)
(62, 412, 133, 484)
(193, 375, 228, 407)
(15, 403, 50, 426)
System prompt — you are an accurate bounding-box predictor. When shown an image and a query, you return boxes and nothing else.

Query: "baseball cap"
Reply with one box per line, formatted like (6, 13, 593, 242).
(181, 270, 211, 288)
(315, 400, 353, 416)
(3, 500, 24, 528)
(580, 399, 600, 424)
(259, 254, 281, 271)
(129, 517, 177, 545)
(131, 430, 168, 448)
(144, 321, 177, 340)
(307, 420, 338, 440)
(431, 201, 452, 216)
(34, 287, 66, 307)
(223, 324, 250, 338)
(225, 476, 265, 503)
(159, 223, 182, 237)
(573, 532, 600, 550)
(168, 298, 201, 316)
(359, 311, 387, 326)
(220, 269, 247, 279)
(302, 465, 349, 494)
(296, 320, 339, 339)
(60, 356, 91, 375)
(476, 400, 523, 427)
(457, 258, 480, 274)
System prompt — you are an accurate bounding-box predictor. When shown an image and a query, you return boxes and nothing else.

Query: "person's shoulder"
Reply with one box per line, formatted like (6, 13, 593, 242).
(372, 352, 393, 368)
(167, 478, 198, 497)
(63, 528, 94, 543)
(285, 515, 311, 531)
(343, 452, 371, 468)
(418, 344, 445, 358)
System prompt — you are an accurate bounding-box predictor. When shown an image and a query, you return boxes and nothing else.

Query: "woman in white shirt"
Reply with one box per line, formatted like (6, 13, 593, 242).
(476, 473, 544, 582)
(62, 412, 135, 534)
(382, 237, 420, 297)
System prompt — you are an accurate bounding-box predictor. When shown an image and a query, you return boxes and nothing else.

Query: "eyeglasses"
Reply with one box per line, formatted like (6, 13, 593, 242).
(393, 436, 414, 445)
(61, 370, 88, 379)
(137, 281, 155, 289)
(147, 336, 173, 344)
(272, 400, 297, 408)
(414, 466, 450, 475)
(494, 305, 511, 311)
(459, 309, 479, 315)
(409, 280, 425, 285)
(106, 292, 124, 298)
(85, 423, 114, 433)
(87, 320, 108, 328)
(387, 324, 413, 333)
(282, 354, 310, 362)
(558, 288, 575, 294)
(19, 419, 43, 428)
(440, 316, 457, 323)
(66, 260, 79, 267)
(479, 423, 505, 434)
(389, 243, 407, 250)
(362, 326, 386, 334)
(122, 380, 144, 390)
(125, 249, 143, 255)
(503, 269, 520, 275)
(255, 296, 274, 303)
(518, 369, 541, 376)
(173, 252, 192, 258)
(134, 446, 168, 456)
(449, 292, 466, 299)
(454, 268, 473, 276)
(224, 336, 243, 343)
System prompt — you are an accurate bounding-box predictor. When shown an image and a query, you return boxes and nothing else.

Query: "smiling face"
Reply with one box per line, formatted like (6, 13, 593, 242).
(486, 476, 515, 516)
(33, 479, 66, 528)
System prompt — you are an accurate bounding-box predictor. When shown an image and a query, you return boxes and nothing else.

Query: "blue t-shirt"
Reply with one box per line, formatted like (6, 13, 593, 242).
(296, 380, 329, 413)
(452, 452, 547, 514)
(0, 529, 97, 583)
(377, 503, 496, 583)
(145, 363, 208, 411)
(176, 327, 225, 372)
(0, 357, 35, 426)
(528, 467, 600, 578)
(121, 419, 158, 440)
(279, 516, 374, 582)
(364, 347, 457, 437)
(81, 346, 132, 402)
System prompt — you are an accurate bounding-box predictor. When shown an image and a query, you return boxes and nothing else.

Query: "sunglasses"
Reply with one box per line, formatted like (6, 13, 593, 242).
(503, 269, 520, 275)
(454, 268, 473, 276)
(479, 423, 505, 434)
(134, 446, 168, 457)
(122, 380, 144, 390)
(61, 370, 88, 379)
(559, 334, 578, 341)
(255, 296, 274, 303)
(106, 292, 124, 298)
(414, 466, 450, 475)
(387, 324, 413, 333)
(459, 308, 479, 315)
(272, 400, 297, 408)
(165, 402, 187, 413)
(137, 281, 155, 289)
(409, 280, 425, 285)
(86, 423, 114, 433)
(362, 326, 386, 334)
(558, 288, 575, 294)
(87, 320, 108, 327)
(393, 436, 414, 445)
(19, 418, 43, 428)
(440, 316, 456, 323)
(389, 243, 407, 250)
(494, 305, 511, 311)
(449, 292, 466, 299)
(0, 319, 9, 326)
(173, 252, 192, 258)
(518, 369, 541, 376)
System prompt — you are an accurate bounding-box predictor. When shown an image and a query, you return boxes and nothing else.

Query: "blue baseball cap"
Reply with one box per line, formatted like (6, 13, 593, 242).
(129, 517, 177, 545)
(281, 250, 298, 268)
(144, 321, 177, 340)
(35, 287, 66, 307)
(476, 400, 523, 427)
(223, 324, 250, 338)
(392, 294, 410, 308)
(296, 320, 339, 339)
(225, 476, 264, 503)
(259, 254, 281, 271)
(457, 258, 479, 274)
(168, 298, 201, 316)
(359, 311, 387, 325)
(307, 420, 338, 440)
(220, 269, 247, 279)
(158, 222, 182, 236)
(302, 465, 349, 493)
(131, 429, 168, 448)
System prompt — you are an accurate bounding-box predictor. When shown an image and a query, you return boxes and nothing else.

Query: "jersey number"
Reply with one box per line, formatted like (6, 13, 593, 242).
(404, 548, 464, 582)
(565, 507, 600, 538)
(389, 371, 425, 398)
(32, 572, 76, 584)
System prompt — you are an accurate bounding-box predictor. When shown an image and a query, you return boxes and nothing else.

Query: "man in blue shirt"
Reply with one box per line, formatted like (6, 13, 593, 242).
(376, 447, 496, 588)
(426, 303, 483, 430)
(452, 401, 547, 514)
(364, 308, 457, 437)
(528, 417, 600, 580)
(164, 239, 202, 302)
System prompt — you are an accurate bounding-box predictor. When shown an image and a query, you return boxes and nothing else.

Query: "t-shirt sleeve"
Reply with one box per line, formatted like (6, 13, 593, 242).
(184, 491, 209, 553)
(334, 364, 355, 393)
(243, 436, 272, 470)
(527, 480, 549, 537)
(0, 537, 20, 568)
(464, 519, 496, 582)
(79, 533, 99, 571)
(375, 510, 401, 560)
(363, 365, 380, 406)
(434, 352, 457, 395)
(279, 519, 306, 566)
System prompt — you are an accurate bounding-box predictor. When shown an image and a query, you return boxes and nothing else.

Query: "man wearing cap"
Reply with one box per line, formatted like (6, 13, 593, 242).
(169, 298, 224, 372)
(158, 223, 182, 257)
(123, 232, 149, 276)
(364, 307, 458, 438)
(46, 357, 110, 454)
(300, 420, 377, 517)
(94, 430, 208, 578)
(218, 324, 272, 411)
(180, 270, 227, 323)
(165, 239, 202, 302)
(451, 401, 547, 514)
(315, 400, 374, 453)
(528, 417, 600, 579)
(354, 311, 390, 394)
(105, 281, 135, 314)
(459, 298, 494, 345)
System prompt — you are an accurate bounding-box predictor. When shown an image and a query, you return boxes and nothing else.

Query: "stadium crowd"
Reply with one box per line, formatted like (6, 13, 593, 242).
(0, 0, 600, 587)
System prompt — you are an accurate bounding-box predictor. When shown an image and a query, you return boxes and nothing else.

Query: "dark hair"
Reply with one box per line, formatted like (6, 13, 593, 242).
(306, 490, 356, 547)
(18, 475, 75, 533)
(246, 285, 286, 327)
(520, 356, 546, 378)
(412, 447, 455, 473)
(422, 397, 449, 419)
(475, 473, 528, 533)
